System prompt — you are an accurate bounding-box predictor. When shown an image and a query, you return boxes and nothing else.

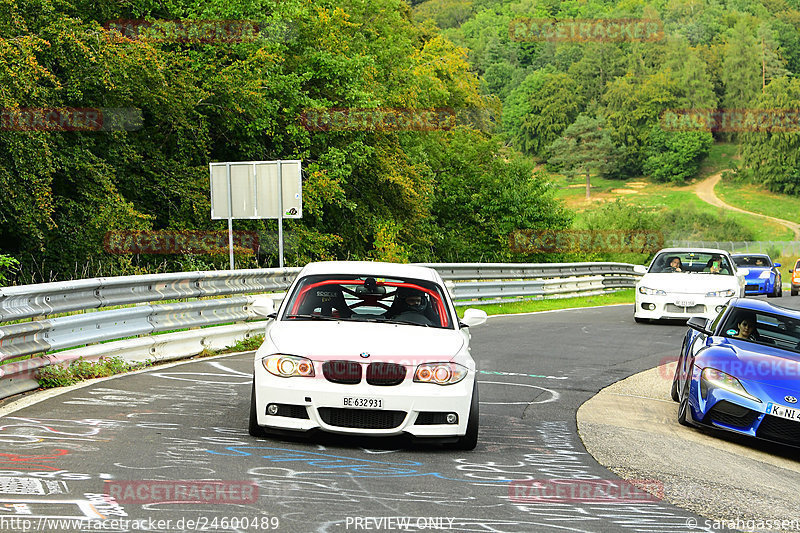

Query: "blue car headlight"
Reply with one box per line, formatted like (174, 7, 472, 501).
(759, 271, 771, 279)
(700, 368, 761, 403)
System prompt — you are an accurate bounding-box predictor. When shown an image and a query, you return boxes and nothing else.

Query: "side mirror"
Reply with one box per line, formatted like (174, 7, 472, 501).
(250, 296, 275, 318)
(633, 265, 648, 274)
(774, 263, 781, 268)
(461, 308, 488, 328)
(686, 316, 711, 335)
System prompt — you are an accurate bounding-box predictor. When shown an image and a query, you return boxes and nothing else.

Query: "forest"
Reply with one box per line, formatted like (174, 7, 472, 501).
(1, 0, 797, 283)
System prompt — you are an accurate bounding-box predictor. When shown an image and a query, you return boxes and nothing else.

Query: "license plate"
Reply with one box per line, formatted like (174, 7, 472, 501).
(675, 300, 695, 307)
(343, 397, 383, 409)
(766, 403, 800, 423)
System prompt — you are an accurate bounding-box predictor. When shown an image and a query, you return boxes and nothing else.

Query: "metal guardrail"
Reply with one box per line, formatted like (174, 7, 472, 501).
(0, 262, 642, 401)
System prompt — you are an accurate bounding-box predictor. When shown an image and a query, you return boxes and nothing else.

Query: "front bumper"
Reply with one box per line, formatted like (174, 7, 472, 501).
(744, 280, 770, 295)
(252, 364, 474, 438)
(634, 293, 730, 321)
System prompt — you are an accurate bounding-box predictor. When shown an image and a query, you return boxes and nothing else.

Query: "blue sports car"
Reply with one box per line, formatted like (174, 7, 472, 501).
(672, 298, 800, 446)
(731, 253, 782, 298)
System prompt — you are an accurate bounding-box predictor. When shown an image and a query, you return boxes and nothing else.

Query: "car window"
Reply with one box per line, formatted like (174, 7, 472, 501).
(280, 274, 454, 329)
(732, 255, 772, 267)
(721, 309, 800, 355)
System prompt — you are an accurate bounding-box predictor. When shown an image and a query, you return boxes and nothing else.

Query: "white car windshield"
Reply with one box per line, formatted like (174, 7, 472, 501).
(649, 251, 733, 275)
(280, 274, 454, 329)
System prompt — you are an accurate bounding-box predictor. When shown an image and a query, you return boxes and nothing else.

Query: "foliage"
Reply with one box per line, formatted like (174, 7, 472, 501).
(547, 114, 621, 197)
(37, 356, 153, 388)
(643, 125, 713, 183)
(0, 255, 19, 285)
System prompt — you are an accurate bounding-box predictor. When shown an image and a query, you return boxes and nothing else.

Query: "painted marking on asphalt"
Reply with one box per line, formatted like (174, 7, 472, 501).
(479, 370, 567, 380)
(477, 381, 560, 405)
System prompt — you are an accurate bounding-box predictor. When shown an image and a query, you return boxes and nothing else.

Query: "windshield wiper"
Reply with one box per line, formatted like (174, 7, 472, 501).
(284, 314, 340, 321)
(388, 319, 432, 328)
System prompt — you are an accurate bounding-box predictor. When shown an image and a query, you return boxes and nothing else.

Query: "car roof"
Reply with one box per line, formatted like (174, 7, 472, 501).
(297, 261, 441, 282)
(731, 298, 800, 319)
(731, 253, 769, 258)
(654, 248, 731, 255)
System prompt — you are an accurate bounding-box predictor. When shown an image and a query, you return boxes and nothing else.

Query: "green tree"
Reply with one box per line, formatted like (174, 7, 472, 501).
(642, 125, 713, 183)
(547, 114, 620, 199)
(516, 73, 583, 158)
(721, 20, 761, 110)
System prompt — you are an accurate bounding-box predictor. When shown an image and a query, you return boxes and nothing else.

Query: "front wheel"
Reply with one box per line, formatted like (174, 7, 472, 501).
(452, 382, 479, 450)
(677, 372, 693, 427)
(249, 379, 267, 438)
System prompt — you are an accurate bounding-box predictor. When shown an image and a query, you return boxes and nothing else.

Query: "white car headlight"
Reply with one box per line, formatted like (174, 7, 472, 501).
(414, 363, 468, 385)
(706, 289, 735, 297)
(700, 368, 760, 402)
(638, 286, 666, 296)
(759, 271, 771, 279)
(262, 354, 315, 377)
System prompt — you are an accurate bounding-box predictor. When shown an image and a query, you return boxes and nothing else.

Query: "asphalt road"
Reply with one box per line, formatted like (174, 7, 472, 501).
(1, 295, 798, 533)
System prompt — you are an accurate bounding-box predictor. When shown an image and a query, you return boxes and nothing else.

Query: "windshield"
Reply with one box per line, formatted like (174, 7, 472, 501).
(649, 251, 733, 275)
(280, 274, 454, 329)
(721, 309, 800, 355)
(732, 255, 772, 268)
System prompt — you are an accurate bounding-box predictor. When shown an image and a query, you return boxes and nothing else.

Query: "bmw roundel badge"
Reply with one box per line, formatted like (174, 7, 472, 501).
(360, 352, 370, 359)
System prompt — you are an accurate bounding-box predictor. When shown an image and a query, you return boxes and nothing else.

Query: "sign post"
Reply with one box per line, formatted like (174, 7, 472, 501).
(210, 160, 302, 269)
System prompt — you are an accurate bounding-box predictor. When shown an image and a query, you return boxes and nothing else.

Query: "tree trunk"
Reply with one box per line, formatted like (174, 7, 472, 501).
(585, 170, 591, 199)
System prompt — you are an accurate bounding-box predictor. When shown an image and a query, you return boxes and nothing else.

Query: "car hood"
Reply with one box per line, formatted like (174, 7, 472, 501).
(741, 267, 771, 280)
(267, 321, 466, 361)
(700, 338, 800, 386)
(639, 272, 739, 293)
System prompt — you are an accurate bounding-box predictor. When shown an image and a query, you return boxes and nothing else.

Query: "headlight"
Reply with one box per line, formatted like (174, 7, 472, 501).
(414, 363, 468, 385)
(700, 367, 760, 402)
(638, 286, 666, 295)
(759, 271, 771, 279)
(262, 354, 315, 377)
(706, 289, 735, 297)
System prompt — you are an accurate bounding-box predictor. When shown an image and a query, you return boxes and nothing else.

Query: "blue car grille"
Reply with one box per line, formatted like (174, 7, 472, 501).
(707, 401, 759, 428)
(756, 415, 800, 445)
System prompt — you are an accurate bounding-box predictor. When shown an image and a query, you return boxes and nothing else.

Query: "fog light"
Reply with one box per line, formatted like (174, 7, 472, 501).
(267, 404, 279, 415)
(647, 303, 656, 311)
(446, 413, 458, 424)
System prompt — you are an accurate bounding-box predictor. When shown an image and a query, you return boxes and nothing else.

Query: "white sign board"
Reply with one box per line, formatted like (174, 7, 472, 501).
(209, 160, 302, 219)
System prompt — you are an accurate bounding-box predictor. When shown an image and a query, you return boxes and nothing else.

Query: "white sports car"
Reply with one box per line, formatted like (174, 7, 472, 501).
(248, 261, 487, 449)
(634, 248, 745, 323)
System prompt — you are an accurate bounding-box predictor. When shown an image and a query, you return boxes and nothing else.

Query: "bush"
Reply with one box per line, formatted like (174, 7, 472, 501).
(37, 356, 152, 389)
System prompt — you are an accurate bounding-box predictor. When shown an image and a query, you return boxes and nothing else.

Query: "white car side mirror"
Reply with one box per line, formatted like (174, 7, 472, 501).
(250, 296, 275, 318)
(633, 265, 648, 274)
(461, 308, 488, 328)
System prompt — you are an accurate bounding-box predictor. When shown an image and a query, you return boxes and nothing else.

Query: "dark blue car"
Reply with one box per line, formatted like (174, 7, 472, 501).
(731, 253, 782, 297)
(672, 298, 800, 446)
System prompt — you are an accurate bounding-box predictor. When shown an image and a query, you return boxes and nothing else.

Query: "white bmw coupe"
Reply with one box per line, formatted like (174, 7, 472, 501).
(248, 261, 487, 449)
(634, 248, 745, 323)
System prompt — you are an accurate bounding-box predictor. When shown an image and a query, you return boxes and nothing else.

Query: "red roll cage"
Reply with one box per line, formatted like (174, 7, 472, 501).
(289, 279, 450, 327)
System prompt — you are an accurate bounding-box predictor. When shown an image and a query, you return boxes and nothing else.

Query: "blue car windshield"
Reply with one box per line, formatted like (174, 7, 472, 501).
(721, 309, 800, 355)
(732, 255, 772, 268)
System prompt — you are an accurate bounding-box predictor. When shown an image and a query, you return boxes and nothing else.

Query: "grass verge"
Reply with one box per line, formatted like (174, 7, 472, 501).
(715, 180, 800, 225)
(456, 289, 634, 317)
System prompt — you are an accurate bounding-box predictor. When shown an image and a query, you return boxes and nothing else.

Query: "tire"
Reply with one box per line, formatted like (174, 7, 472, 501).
(792, 288, 798, 296)
(677, 372, 693, 427)
(248, 379, 267, 438)
(670, 353, 682, 402)
(768, 281, 778, 298)
(778, 283, 783, 297)
(452, 382, 479, 450)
